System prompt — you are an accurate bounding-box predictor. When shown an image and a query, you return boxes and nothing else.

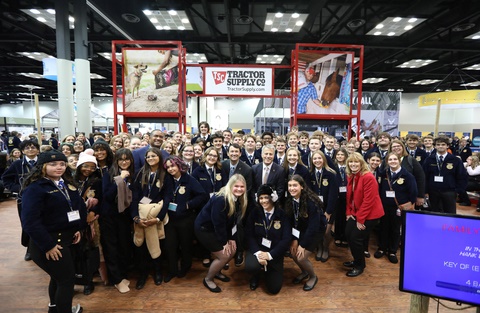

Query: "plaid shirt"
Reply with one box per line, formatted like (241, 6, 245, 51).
(297, 82, 318, 114)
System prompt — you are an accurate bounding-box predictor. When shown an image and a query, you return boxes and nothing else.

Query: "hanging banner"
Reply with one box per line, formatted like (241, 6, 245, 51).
(296, 52, 352, 115)
(204, 67, 273, 96)
(123, 49, 179, 112)
(351, 91, 401, 138)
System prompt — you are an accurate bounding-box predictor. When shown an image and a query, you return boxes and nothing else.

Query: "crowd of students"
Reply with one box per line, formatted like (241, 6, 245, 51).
(1, 123, 478, 312)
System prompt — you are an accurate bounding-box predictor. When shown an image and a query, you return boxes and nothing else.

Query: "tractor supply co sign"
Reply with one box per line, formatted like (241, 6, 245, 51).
(204, 67, 273, 96)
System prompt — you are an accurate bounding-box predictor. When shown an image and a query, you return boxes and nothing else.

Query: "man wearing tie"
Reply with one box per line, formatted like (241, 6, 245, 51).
(322, 135, 337, 159)
(241, 135, 262, 167)
(2, 140, 40, 261)
(273, 139, 287, 166)
(191, 121, 212, 146)
(423, 136, 467, 214)
(221, 130, 232, 160)
(252, 144, 285, 204)
(365, 132, 391, 161)
(405, 134, 427, 165)
(422, 135, 436, 157)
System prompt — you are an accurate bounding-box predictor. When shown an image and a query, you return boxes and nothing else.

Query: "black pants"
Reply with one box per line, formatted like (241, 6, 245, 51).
(164, 214, 195, 275)
(245, 251, 284, 294)
(378, 205, 401, 254)
(29, 241, 75, 313)
(17, 200, 30, 247)
(345, 218, 379, 270)
(428, 190, 457, 214)
(334, 194, 347, 241)
(99, 213, 133, 285)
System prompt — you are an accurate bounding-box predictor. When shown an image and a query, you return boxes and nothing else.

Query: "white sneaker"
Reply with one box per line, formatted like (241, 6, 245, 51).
(72, 303, 83, 313)
(115, 281, 130, 293)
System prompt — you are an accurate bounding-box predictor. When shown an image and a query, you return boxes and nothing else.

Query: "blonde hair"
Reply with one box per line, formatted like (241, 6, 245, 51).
(310, 150, 336, 174)
(346, 152, 370, 176)
(216, 174, 247, 218)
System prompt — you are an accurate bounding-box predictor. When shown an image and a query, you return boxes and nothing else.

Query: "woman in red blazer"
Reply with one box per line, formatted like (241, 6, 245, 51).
(344, 152, 384, 277)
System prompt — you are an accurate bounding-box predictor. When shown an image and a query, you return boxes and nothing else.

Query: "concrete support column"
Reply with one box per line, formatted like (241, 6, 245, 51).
(74, 0, 93, 136)
(55, 0, 75, 139)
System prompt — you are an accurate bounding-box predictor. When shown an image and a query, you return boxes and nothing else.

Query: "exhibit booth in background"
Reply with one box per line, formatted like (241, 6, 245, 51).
(112, 41, 366, 138)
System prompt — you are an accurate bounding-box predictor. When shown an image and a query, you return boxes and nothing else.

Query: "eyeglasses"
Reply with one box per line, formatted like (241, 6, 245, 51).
(24, 146, 38, 150)
(118, 159, 131, 163)
(82, 165, 96, 170)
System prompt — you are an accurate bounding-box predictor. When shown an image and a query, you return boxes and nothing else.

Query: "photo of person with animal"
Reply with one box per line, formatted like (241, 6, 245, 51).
(123, 49, 180, 112)
(296, 52, 352, 115)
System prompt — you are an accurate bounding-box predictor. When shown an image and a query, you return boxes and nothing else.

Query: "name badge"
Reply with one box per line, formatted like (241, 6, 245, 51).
(339, 186, 347, 193)
(232, 225, 237, 235)
(140, 196, 152, 204)
(292, 228, 300, 238)
(434, 176, 444, 183)
(386, 191, 396, 198)
(209, 192, 214, 198)
(168, 203, 177, 211)
(318, 195, 324, 202)
(67, 210, 80, 222)
(262, 237, 272, 248)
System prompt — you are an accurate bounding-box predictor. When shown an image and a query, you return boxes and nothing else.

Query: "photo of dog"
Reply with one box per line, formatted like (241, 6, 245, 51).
(126, 63, 148, 98)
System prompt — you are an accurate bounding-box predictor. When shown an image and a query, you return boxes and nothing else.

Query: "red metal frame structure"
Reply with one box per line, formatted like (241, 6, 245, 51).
(111, 41, 186, 134)
(291, 43, 364, 139)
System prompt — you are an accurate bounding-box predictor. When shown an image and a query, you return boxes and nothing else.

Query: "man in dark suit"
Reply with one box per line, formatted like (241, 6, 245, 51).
(252, 144, 285, 204)
(423, 136, 467, 214)
(132, 129, 169, 172)
(455, 138, 472, 162)
(321, 135, 337, 160)
(221, 143, 253, 267)
(240, 134, 262, 167)
(422, 135, 436, 158)
(405, 134, 427, 165)
(191, 121, 212, 146)
(365, 132, 391, 161)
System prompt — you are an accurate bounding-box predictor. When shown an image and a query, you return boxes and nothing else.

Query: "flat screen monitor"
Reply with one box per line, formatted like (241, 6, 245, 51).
(400, 210, 480, 306)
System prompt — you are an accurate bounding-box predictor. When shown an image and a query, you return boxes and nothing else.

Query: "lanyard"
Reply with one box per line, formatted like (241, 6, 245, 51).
(315, 169, 323, 194)
(147, 172, 157, 198)
(77, 177, 89, 197)
(293, 200, 299, 228)
(263, 214, 274, 239)
(48, 178, 73, 211)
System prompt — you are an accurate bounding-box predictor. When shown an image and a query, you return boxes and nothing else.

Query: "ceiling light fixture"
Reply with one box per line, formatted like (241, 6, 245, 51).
(347, 19, 366, 28)
(20, 9, 75, 29)
(367, 17, 426, 36)
(362, 77, 387, 84)
(143, 10, 193, 31)
(396, 59, 437, 68)
(263, 12, 308, 33)
(256, 54, 285, 64)
(411, 79, 441, 85)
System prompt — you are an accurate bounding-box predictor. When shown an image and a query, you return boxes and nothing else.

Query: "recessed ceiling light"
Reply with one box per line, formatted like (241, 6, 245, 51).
(186, 53, 208, 64)
(463, 63, 480, 70)
(17, 52, 55, 61)
(465, 31, 480, 40)
(20, 9, 75, 29)
(367, 17, 426, 36)
(263, 12, 308, 33)
(411, 79, 441, 85)
(17, 73, 43, 79)
(396, 59, 437, 68)
(362, 77, 387, 84)
(256, 54, 285, 64)
(122, 13, 140, 23)
(143, 10, 193, 30)
(17, 84, 44, 89)
(347, 19, 365, 28)
(460, 81, 480, 87)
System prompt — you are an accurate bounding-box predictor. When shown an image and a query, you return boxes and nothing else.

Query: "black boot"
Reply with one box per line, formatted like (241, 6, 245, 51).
(154, 265, 163, 285)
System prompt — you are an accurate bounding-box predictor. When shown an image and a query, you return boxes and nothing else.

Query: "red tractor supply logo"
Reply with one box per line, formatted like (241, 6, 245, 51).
(212, 71, 227, 85)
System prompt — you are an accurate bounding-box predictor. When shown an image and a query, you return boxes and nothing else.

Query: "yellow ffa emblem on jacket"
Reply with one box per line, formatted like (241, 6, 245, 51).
(156, 180, 161, 188)
(274, 220, 281, 229)
(416, 156, 421, 161)
(216, 173, 222, 181)
(446, 163, 453, 170)
(255, 159, 259, 164)
(86, 189, 95, 197)
(378, 177, 381, 184)
(68, 184, 77, 191)
(397, 178, 404, 185)
(463, 149, 467, 153)
(322, 179, 329, 186)
(179, 186, 186, 194)
(206, 142, 211, 147)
